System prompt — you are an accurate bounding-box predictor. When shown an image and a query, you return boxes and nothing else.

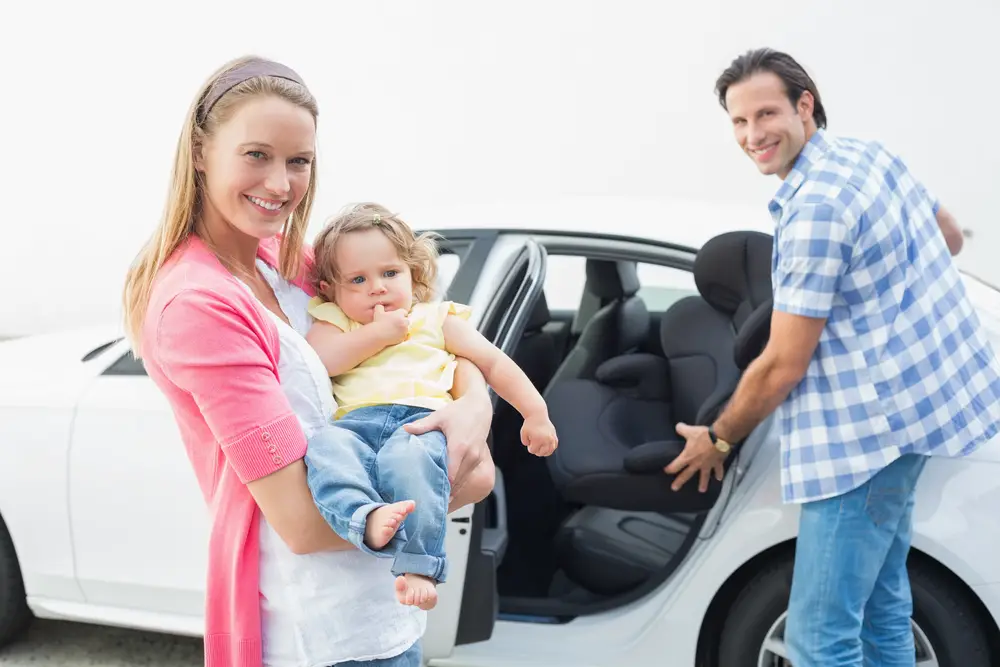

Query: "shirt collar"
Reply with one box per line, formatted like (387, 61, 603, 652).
(768, 128, 831, 220)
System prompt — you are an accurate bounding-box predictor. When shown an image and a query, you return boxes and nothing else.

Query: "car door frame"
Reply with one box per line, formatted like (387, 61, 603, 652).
(425, 229, 548, 649)
(447, 230, 776, 644)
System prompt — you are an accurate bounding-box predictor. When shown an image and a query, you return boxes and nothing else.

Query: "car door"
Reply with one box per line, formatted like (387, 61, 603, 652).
(408, 229, 545, 660)
(68, 347, 208, 630)
(418, 231, 548, 657)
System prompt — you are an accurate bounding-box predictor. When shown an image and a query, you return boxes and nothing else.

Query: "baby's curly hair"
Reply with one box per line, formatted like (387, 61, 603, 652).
(311, 202, 440, 303)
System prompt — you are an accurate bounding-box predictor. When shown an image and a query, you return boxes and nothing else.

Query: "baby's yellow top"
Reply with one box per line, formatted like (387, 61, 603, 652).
(307, 298, 473, 420)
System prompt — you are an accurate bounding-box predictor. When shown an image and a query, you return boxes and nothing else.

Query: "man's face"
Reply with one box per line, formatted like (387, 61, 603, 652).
(725, 71, 815, 180)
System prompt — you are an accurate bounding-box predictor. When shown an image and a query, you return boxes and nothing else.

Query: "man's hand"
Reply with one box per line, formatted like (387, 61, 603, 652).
(664, 422, 728, 492)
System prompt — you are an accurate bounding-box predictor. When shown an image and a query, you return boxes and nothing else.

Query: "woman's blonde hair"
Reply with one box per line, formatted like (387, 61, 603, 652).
(311, 203, 440, 303)
(121, 55, 319, 355)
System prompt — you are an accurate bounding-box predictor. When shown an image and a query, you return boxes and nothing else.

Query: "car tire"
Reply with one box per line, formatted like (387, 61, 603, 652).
(908, 559, 993, 667)
(716, 557, 993, 667)
(0, 516, 31, 648)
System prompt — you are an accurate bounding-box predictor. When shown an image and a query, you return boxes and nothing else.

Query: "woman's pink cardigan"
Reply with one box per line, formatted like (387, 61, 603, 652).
(141, 235, 315, 667)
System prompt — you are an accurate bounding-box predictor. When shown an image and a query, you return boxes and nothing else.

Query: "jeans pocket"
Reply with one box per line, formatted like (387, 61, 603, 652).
(862, 455, 925, 527)
(864, 485, 907, 527)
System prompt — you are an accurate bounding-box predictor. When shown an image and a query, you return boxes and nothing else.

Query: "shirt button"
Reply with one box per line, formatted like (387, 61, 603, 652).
(272, 455, 282, 465)
(262, 432, 271, 442)
(267, 445, 277, 454)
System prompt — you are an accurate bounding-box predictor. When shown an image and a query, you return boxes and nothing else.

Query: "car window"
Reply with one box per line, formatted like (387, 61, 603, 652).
(543, 254, 697, 312)
(103, 350, 147, 376)
(82, 339, 120, 362)
(434, 251, 461, 301)
(635, 263, 698, 311)
(544, 255, 588, 310)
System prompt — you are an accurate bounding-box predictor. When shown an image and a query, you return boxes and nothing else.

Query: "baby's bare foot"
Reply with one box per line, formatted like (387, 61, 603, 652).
(394, 574, 438, 610)
(363, 500, 415, 550)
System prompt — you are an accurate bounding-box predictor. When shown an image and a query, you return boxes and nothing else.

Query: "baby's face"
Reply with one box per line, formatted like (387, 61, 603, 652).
(327, 228, 414, 324)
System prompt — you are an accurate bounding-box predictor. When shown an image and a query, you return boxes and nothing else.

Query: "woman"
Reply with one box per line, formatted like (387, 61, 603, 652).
(121, 56, 496, 667)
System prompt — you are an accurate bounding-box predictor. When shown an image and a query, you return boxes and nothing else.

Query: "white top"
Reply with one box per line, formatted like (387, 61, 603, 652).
(246, 260, 425, 667)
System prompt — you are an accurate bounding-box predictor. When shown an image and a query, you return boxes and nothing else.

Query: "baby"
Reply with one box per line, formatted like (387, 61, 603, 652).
(303, 202, 558, 610)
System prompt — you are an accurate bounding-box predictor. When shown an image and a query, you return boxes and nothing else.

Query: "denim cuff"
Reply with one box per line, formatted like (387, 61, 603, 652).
(391, 552, 448, 583)
(347, 501, 404, 558)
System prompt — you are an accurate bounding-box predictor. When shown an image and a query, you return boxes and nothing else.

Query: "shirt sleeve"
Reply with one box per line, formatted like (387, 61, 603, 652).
(307, 297, 354, 331)
(917, 182, 941, 215)
(443, 301, 472, 323)
(772, 202, 854, 320)
(156, 289, 307, 484)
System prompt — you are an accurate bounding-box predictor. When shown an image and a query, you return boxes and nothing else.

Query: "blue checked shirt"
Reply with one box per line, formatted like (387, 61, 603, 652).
(769, 130, 1000, 503)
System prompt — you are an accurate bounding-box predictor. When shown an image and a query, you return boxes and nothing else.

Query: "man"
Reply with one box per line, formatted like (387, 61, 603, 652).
(665, 48, 1000, 666)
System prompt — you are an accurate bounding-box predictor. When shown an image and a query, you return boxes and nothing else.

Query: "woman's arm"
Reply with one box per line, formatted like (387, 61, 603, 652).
(247, 463, 353, 554)
(448, 453, 496, 512)
(157, 290, 352, 555)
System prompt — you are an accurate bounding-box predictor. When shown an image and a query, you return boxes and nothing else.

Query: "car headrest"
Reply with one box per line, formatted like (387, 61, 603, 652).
(525, 291, 551, 332)
(733, 298, 772, 370)
(585, 259, 640, 300)
(694, 231, 773, 329)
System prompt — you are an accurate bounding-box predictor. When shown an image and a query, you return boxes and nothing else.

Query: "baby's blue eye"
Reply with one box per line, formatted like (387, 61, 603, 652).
(350, 276, 365, 285)
(247, 150, 266, 160)
(384, 270, 398, 278)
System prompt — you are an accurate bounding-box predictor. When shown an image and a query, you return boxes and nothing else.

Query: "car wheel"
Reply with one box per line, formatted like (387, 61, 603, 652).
(0, 516, 31, 648)
(716, 557, 993, 667)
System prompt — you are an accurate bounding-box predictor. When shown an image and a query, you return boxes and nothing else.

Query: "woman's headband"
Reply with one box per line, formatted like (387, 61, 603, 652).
(198, 58, 306, 124)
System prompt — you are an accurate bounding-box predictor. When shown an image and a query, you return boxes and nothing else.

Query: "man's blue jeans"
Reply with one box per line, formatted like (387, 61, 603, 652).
(305, 404, 450, 583)
(786, 453, 928, 667)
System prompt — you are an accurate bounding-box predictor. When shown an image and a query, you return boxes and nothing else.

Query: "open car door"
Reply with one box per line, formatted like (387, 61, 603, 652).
(421, 230, 547, 659)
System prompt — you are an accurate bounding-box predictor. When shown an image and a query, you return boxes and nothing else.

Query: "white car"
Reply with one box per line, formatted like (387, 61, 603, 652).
(3, 224, 1000, 667)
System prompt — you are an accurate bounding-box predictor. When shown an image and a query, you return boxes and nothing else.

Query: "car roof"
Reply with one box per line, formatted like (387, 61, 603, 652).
(403, 195, 773, 250)
(408, 197, 999, 293)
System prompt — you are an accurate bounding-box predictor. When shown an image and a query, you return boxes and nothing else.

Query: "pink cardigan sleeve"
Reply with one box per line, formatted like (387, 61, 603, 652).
(156, 289, 307, 484)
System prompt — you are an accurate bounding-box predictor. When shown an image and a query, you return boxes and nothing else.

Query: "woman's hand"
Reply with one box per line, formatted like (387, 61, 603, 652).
(405, 358, 495, 505)
(405, 387, 493, 496)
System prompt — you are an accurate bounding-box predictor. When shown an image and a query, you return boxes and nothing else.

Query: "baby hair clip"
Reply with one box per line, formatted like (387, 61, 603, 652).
(373, 213, 382, 224)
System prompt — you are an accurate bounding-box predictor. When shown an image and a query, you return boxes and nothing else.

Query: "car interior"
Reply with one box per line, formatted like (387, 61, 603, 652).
(486, 230, 775, 622)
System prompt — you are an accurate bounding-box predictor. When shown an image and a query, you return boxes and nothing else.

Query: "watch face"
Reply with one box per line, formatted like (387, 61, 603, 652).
(716, 441, 731, 453)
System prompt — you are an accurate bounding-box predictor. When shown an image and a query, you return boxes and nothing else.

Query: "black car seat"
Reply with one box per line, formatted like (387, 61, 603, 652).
(541, 230, 774, 596)
(544, 259, 649, 390)
(544, 231, 774, 514)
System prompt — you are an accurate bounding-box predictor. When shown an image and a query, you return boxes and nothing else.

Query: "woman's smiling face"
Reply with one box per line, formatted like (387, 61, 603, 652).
(197, 95, 316, 241)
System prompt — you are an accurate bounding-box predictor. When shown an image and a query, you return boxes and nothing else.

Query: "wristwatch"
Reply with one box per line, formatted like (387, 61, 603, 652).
(707, 426, 732, 454)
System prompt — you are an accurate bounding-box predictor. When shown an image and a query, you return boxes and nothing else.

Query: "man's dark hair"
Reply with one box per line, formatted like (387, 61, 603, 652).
(714, 48, 827, 129)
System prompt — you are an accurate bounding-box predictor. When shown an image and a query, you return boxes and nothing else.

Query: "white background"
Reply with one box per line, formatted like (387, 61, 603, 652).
(3, 0, 996, 338)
